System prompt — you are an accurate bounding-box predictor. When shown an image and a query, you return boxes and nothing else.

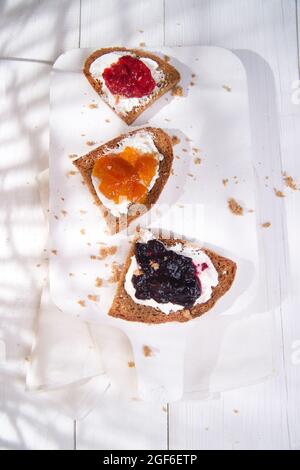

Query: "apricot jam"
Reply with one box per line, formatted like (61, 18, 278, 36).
(102, 55, 156, 98)
(92, 147, 158, 204)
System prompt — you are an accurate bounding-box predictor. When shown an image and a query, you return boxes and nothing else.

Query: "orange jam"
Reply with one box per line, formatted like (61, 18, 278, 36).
(92, 147, 159, 204)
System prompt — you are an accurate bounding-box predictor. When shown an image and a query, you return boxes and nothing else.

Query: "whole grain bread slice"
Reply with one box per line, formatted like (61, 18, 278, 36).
(73, 127, 173, 234)
(109, 237, 237, 324)
(83, 47, 181, 125)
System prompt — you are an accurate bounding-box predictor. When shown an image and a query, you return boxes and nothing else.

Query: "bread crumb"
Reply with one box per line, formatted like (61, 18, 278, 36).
(233, 409, 239, 414)
(88, 103, 98, 109)
(108, 262, 123, 283)
(171, 135, 180, 145)
(222, 178, 229, 186)
(164, 54, 170, 62)
(171, 85, 183, 97)
(67, 170, 77, 177)
(175, 155, 180, 160)
(36, 264, 41, 268)
(143, 345, 153, 357)
(182, 148, 187, 152)
(228, 198, 244, 216)
(188, 173, 194, 177)
(61, 197, 65, 201)
(222, 84, 232, 92)
(78, 300, 85, 307)
(68, 154, 78, 159)
(95, 277, 103, 288)
(191, 73, 196, 78)
(248, 209, 254, 213)
(90, 255, 97, 260)
(194, 157, 201, 165)
(274, 188, 285, 198)
(105, 118, 110, 123)
(87, 294, 99, 302)
(192, 147, 199, 153)
(69, 273, 74, 277)
(51, 250, 57, 255)
(98, 245, 118, 259)
(80, 228, 85, 235)
(162, 406, 168, 412)
(79, 209, 87, 214)
(283, 173, 298, 190)
(261, 222, 271, 228)
(61, 210, 68, 216)
(86, 140, 96, 146)
(139, 42, 146, 47)
(190, 81, 195, 86)
(54, 215, 59, 220)
(128, 361, 135, 368)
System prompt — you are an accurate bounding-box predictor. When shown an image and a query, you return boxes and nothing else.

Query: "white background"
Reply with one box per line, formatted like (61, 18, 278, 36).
(0, 0, 299, 450)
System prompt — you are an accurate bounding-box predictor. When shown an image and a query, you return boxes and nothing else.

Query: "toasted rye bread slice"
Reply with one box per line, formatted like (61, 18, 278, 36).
(73, 127, 173, 234)
(109, 237, 237, 324)
(83, 47, 181, 125)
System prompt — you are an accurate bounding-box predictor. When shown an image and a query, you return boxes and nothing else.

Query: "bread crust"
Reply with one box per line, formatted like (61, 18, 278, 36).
(109, 238, 237, 324)
(83, 47, 181, 125)
(72, 127, 173, 233)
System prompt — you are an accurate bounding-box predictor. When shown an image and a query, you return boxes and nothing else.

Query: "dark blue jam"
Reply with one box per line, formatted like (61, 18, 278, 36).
(132, 240, 202, 308)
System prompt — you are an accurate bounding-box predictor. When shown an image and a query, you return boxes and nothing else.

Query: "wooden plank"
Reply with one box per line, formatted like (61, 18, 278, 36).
(165, 0, 300, 450)
(76, 0, 167, 450)
(0, 0, 80, 61)
(0, 58, 74, 449)
(80, 0, 164, 47)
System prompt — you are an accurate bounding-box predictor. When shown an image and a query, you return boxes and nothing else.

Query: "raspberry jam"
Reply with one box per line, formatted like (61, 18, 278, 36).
(132, 240, 202, 308)
(92, 147, 158, 204)
(102, 55, 156, 98)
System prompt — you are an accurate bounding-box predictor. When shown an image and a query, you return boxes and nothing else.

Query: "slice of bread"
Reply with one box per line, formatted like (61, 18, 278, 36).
(109, 237, 237, 324)
(83, 47, 181, 125)
(73, 128, 173, 234)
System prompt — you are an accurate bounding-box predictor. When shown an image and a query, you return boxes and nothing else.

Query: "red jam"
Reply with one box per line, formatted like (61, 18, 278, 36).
(102, 55, 156, 98)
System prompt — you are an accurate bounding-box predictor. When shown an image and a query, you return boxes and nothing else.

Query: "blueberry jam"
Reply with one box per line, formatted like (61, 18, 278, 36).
(131, 240, 202, 308)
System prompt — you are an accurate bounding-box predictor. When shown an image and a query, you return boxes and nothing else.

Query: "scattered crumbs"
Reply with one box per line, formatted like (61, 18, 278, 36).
(175, 155, 180, 160)
(182, 148, 187, 152)
(36, 264, 41, 268)
(194, 157, 201, 165)
(67, 170, 77, 177)
(90, 255, 97, 260)
(191, 73, 196, 78)
(162, 406, 167, 412)
(87, 294, 99, 302)
(139, 42, 146, 47)
(222, 178, 229, 187)
(88, 103, 98, 109)
(80, 228, 85, 235)
(95, 277, 103, 288)
(68, 154, 78, 159)
(86, 140, 96, 146)
(69, 273, 74, 277)
(171, 85, 183, 97)
(61, 197, 65, 201)
(274, 188, 285, 198)
(108, 262, 123, 283)
(283, 172, 298, 190)
(80, 209, 87, 214)
(61, 210, 68, 216)
(98, 245, 118, 259)
(222, 84, 232, 92)
(51, 249, 57, 255)
(128, 361, 135, 368)
(233, 409, 239, 414)
(143, 345, 153, 357)
(164, 54, 170, 62)
(261, 222, 271, 228)
(228, 198, 244, 216)
(171, 135, 180, 145)
(78, 300, 86, 308)
(188, 173, 194, 177)
(192, 147, 199, 153)
(105, 118, 110, 123)
(190, 81, 195, 86)
(54, 215, 59, 220)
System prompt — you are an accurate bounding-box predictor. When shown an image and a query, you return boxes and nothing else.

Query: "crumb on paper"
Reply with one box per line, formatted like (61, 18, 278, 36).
(182, 148, 187, 152)
(171, 135, 180, 145)
(36, 264, 41, 268)
(68, 154, 78, 159)
(78, 300, 85, 307)
(143, 345, 153, 357)
(222, 178, 229, 187)
(69, 273, 74, 277)
(192, 147, 199, 153)
(51, 249, 57, 255)
(188, 173, 194, 178)
(164, 54, 170, 62)
(139, 42, 146, 47)
(108, 262, 123, 283)
(67, 170, 77, 177)
(87, 294, 99, 302)
(105, 118, 110, 123)
(233, 409, 239, 414)
(261, 222, 271, 228)
(175, 155, 180, 160)
(90, 255, 97, 260)
(80, 209, 87, 214)
(248, 209, 254, 213)
(194, 157, 201, 165)
(80, 228, 85, 235)
(190, 81, 195, 86)
(88, 103, 98, 109)
(283, 173, 298, 190)
(81, 180, 86, 185)
(61, 197, 65, 201)
(128, 361, 135, 368)
(95, 277, 103, 288)
(86, 140, 96, 146)
(205, 427, 209, 431)
(98, 245, 118, 259)
(61, 210, 68, 216)
(162, 406, 167, 412)
(274, 188, 285, 198)
(54, 215, 59, 220)
(228, 198, 244, 216)
(171, 85, 183, 97)
(191, 73, 196, 78)
(139, 29, 144, 33)
(222, 84, 232, 92)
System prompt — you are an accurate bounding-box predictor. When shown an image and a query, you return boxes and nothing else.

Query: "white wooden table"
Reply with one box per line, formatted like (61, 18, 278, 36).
(0, 0, 299, 450)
